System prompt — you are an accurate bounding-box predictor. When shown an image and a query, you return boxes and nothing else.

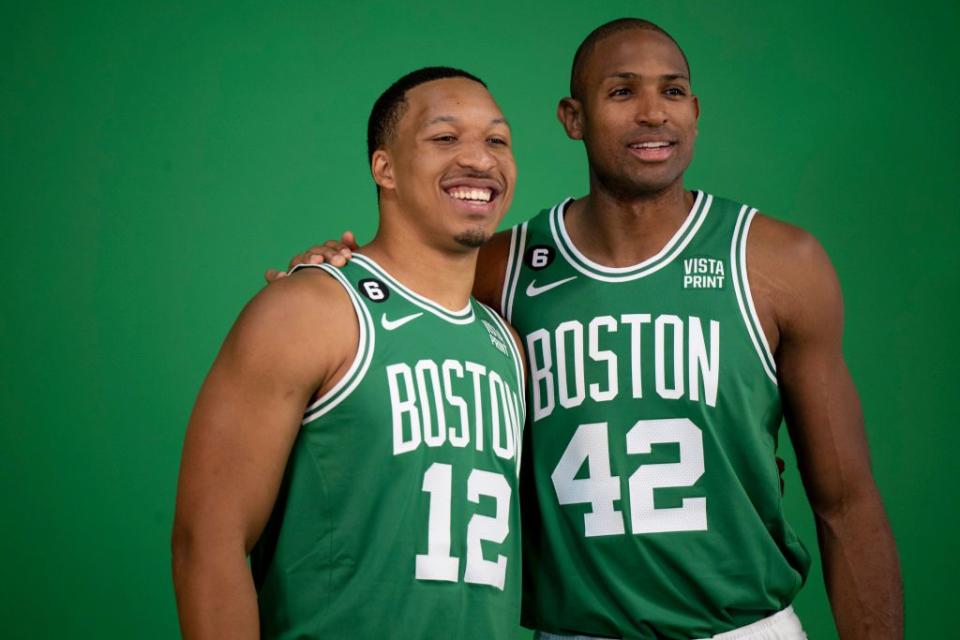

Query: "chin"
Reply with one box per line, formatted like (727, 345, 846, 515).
(453, 228, 490, 248)
(606, 161, 689, 196)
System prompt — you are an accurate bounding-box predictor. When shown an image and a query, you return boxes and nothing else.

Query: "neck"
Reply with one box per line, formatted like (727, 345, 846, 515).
(361, 204, 479, 312)
(565, 175, 695, 267)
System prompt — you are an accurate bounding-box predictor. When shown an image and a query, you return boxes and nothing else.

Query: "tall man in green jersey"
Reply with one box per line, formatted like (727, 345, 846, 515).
(172, 67, 528, 639)
(278, 18, 902, 640)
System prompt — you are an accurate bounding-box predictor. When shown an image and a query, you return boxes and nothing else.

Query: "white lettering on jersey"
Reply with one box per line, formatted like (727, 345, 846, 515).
(489, 371, 516, 460)
(416, 360, 447, 448)
(621, 314, 651, 399)
(465, 361, 487, 452)
(525, 314, 720, 421)
(688, 318, 720, 406)
(556, 320, 586, 409)
(441, 360, 470, 447)
(588, 316, 618, 402)
(388, 363, 422, 454)
(389, 359, 522, 460)
(526, 329, 555, 421)
(683, 258, 726, 289)
(654, 315, 684, 400)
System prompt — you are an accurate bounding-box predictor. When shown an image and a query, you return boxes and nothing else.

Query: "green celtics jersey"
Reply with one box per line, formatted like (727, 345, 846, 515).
(251, 253, 526, 639)
(501, 192, 811, 639)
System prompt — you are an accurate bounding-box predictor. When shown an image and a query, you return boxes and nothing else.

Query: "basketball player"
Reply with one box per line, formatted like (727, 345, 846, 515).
(273, 19, 902, 640)
(172, 67, 527, 639)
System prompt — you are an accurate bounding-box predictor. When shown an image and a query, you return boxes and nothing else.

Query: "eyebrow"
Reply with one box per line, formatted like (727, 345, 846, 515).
(605, 71, 690, 82)
(424, 115, 510, 126)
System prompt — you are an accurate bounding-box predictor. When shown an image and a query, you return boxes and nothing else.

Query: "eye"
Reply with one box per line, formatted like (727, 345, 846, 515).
(609, 87, 632, 98)
(664, 86, 687, 97)
(432, 134, 457, 143)
(488, 136, 509, 146)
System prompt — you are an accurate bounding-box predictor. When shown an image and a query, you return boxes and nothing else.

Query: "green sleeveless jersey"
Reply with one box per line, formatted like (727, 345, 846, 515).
(501, 192, 811, 639)
(251, 254, 526, 639)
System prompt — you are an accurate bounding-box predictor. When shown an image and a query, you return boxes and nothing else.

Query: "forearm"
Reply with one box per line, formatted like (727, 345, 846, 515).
(172, 535, 260, 640)
(815, 491, 902, 639)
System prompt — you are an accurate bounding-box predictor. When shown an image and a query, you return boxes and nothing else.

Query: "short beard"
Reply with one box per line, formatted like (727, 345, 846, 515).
(454, 228, 489, 248)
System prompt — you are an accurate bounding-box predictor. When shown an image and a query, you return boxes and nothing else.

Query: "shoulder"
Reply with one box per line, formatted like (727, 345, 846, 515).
(747, 213, 829, 264)
(242, 267, 354, 332)
(224, 267, 358, 381)
(746, 212, 842, 338)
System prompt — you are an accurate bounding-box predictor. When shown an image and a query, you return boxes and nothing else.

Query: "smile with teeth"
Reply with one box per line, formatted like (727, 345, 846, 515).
(446, 187, 494, 202)
(629, 141, 674, 149)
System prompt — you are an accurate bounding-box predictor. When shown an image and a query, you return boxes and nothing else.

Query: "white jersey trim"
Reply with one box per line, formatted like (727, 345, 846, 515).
(352, 253, 474, 325)
(477, 302, 526, 476)
(730, 206, 778, 385)
(502, 222, 528, 323)
(550, 192, 712, 283)
(290, 264, 377, 424)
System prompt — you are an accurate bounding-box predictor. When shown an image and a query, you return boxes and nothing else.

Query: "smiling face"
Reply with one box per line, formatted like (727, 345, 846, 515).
(372, 77, 516, 250)
(561, 27, 699, 198)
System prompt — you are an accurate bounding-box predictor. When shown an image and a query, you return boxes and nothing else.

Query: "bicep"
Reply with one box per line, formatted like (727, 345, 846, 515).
(176, 349, 311, 552)
(174, 276, 352, 552)
(775, 236, 878, 516)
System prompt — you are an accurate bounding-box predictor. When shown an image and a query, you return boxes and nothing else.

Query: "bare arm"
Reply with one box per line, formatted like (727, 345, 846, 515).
(472, 229, 512, 312)
(749, 216, 902, 638)
(171, 271, 356, 639)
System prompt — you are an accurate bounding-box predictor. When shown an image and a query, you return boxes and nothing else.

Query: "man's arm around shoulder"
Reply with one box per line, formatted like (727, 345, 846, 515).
(171, 270, 357, 639)
(749, 214, 903, 639)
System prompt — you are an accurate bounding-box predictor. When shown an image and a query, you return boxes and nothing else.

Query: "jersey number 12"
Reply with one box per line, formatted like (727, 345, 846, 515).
(416, 462, 511, 589)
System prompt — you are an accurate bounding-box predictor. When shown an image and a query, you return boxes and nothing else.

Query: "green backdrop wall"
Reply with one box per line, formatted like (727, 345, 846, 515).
(2, 1, 957, 637)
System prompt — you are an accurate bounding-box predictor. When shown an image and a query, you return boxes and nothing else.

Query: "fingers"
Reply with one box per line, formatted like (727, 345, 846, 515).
(312, 240, 352, 266)
(284, 234, 357, 273)
(264, 268, 288, 283)
(341, 231, 359, 251)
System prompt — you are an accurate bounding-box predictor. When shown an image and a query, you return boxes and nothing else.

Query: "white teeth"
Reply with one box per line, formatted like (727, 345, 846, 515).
(448, 187, 493, 202)
(632, 141, 672, 149)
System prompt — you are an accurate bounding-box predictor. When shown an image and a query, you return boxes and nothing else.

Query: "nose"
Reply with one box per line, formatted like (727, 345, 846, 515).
(456, 139, 497, 172)
(634, 90, 668, 127)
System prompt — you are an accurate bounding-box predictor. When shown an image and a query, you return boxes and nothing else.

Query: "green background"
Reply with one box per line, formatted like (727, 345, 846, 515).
(2, 1, 957, 637)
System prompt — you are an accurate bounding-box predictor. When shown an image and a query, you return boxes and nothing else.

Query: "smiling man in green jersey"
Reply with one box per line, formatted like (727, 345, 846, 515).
(172, 67, 527, 639)
(277, 18, 903, 640)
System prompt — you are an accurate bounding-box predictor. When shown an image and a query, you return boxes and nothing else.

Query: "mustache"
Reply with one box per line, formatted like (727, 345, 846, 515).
(445, 170, 499, 181)
(440, 171, 506, 191)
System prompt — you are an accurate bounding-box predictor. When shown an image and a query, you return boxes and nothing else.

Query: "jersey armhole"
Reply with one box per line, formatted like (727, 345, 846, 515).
(477, 302, 527, 473)
(291, 264, 377, 424)
(730, 206, 778, 385)
(500, 222, 528, 323)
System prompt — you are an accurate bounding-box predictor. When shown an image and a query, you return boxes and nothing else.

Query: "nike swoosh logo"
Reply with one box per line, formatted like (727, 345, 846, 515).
(380, 312, 423, 331)
(526, 276, 577, 297)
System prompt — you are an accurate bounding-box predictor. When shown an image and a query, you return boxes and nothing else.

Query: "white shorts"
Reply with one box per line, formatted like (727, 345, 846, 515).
(534, 606, 807, 640)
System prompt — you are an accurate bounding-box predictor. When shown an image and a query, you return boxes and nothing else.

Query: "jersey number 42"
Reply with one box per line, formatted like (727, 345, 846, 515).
(552, 418, 707, 536)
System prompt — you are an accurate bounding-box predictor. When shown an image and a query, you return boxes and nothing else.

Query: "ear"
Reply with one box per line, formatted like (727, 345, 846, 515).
(371, 149, 395, 191)
(692, 95, 700, 137)
(557, 97, 585, 141)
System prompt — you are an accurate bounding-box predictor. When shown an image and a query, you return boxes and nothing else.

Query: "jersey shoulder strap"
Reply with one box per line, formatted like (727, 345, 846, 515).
(288, 262, 377, 424)
(500, 201, 569, 321)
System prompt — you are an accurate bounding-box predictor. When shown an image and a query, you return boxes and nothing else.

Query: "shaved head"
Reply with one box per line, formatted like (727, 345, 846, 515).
(570, 18, 691, 100)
